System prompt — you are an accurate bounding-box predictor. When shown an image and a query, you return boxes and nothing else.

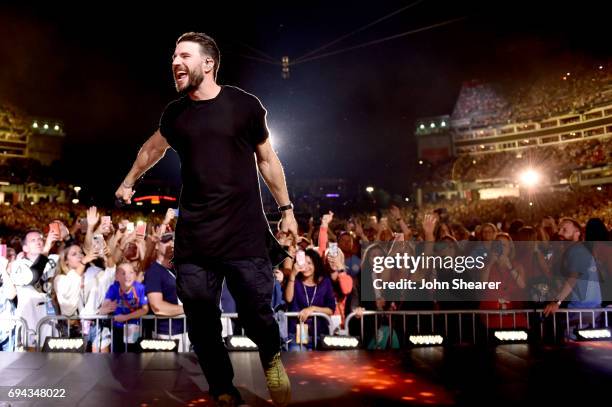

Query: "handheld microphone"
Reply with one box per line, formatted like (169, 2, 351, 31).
(114, 196, 128, 209)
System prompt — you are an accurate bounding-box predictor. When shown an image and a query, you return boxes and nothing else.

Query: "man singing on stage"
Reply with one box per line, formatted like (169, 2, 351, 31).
(115, 32, 296, 407)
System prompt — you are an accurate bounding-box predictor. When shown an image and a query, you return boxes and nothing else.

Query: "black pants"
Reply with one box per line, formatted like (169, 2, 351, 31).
(176, 257, 280, 399)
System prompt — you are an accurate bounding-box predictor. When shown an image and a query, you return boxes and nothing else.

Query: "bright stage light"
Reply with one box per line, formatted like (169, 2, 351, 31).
(139, 339, 179, 351)
(575, 328, 611, 341)
(366, 186, 374, 193)
(493, 330, 528, 342)
(321, 335, 359, 349)
(43, 337, 86, 352)
(409, 334, 444, 346)
(225, 335, 258, 351)
(519, 169, 540, 187)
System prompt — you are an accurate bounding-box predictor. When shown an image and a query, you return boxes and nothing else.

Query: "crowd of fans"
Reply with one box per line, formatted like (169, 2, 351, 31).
(1, 191, 610, 352)
(1, 60, 611, 353)
(420, 136, 612, 185)
(452, 62, 612, 127)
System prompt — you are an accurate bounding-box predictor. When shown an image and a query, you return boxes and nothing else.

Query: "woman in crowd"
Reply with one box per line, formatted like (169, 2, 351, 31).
(325, 248, 353, 334)
(479, 232, 527, 328)
(513, 226, 552, 302)
(54, 244, 98, 319)
(53, 243, 98, 340)
(284, 249, 335, 350)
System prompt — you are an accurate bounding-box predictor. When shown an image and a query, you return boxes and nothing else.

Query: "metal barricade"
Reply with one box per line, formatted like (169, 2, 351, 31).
(343, 308, 612, 346)
(141, 314, 189, 352)
(31, 307, 612, 352)
(36, 314, 189, 352)
(218, 312, 333, 350)
(0, 316, 30, 351)
(283, 311, 333, 350)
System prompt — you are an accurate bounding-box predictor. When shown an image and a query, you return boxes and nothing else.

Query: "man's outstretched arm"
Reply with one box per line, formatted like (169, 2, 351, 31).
(115, 130, 170, 204)
(255, 139, 298, 239)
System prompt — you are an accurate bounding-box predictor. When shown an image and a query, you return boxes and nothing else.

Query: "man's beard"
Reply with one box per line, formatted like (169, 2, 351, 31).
(175, 67, 204, 94)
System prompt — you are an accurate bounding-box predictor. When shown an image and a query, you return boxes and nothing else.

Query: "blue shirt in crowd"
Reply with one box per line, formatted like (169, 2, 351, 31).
(144, 262, 185, 335)
(105, 281, 148, 328)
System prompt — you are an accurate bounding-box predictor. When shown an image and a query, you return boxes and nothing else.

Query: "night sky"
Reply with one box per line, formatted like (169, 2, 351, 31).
(1, 1, 610, 204)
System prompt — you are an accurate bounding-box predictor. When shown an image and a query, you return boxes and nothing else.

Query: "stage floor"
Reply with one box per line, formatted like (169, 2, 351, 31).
(1, 343, 611, 406)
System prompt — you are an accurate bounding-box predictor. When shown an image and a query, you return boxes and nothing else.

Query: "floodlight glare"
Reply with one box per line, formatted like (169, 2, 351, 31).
(519, 169, 540, 187)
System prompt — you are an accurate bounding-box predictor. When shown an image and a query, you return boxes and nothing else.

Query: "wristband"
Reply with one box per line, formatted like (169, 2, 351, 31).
(278, 203, 294, 212)
(122, 180, 134, 188)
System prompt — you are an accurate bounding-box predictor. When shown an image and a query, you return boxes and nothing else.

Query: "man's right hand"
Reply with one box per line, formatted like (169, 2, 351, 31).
(115, 182, 135, 205)
(43, 231, 60, 256)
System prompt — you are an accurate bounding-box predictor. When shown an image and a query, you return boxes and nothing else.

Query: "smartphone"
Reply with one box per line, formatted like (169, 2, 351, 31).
(135, 221, 146, 237)
(102, 216, 111, 225)
(118, 220, 127, 231)
(79, 218, 87, 234)
(126, 222, 135, 234)
(296, 250, 306, 267)
(328, 242, 338, 257)
(92, 234, 104, 253)
(174, 208, 179, 217)
(0, 244, 6, 258)
(49, 222, 61, 236)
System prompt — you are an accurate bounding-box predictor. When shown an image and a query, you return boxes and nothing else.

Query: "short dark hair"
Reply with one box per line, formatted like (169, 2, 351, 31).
(22, 228, 43, 247)
(177, 32, 220, 80)
(559, 217, 582, 238)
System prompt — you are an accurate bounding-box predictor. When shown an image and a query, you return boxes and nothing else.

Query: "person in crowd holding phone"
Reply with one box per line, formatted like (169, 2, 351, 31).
(10, 228, 60, 348)
(53, 244, 99, 319)
(114, 32, 296, 406)
(325, 245, 354, 333)
(284, 249, 335, 350)
(111, 221, 147, 282)
(81, 243, 117, 353)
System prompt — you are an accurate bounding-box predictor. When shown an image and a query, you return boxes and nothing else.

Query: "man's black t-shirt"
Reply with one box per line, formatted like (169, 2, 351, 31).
(159, 85, 270, 262)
